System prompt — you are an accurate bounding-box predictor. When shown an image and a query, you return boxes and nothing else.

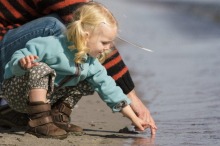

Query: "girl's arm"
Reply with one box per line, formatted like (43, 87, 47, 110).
(121, 105, 148, 131)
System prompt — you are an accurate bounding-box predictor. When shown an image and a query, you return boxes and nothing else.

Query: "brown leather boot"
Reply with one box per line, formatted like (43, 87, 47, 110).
(0, 104, 28, 128)
(52, 101, 83, 133)
(27, 102, 67, 139)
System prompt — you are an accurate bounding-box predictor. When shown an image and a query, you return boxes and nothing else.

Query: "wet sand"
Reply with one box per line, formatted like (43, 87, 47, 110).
(104, 0, 220, 145)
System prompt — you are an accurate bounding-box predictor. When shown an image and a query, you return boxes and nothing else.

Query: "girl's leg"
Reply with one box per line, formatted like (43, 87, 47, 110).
(27, 88, 67, 139)
(29, 89, 47, 103)
(2, 63, 67, 139)
(51, 81, 94, 133)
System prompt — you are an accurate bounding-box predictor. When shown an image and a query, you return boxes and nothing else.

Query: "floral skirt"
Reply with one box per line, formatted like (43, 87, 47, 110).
(2, 63, 94, 113)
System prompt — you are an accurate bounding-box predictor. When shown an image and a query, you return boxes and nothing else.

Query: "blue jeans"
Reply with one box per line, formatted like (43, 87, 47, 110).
(0, 14, 66, 105)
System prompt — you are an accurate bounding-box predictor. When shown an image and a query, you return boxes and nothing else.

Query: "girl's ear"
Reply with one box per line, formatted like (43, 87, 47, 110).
(84, 31, 90, 43)
(85, 31, 90, 40)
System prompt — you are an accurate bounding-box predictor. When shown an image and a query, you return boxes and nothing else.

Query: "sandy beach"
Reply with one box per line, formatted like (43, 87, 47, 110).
(0, 93, 154, 146)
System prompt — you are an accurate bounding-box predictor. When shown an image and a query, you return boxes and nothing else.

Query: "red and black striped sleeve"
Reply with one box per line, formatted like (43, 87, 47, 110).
(0, 0, 42, 40)
(34, 0, 88, 23)
(103, 47, 135, 94)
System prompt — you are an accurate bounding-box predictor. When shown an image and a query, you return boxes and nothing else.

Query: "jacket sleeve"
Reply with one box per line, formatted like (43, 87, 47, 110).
(6, 37, 54, 76)
(86, 58, 131, 112)
(34, 0, 88, 23)
(7, 44, 43, 76)
(7, 49, 30, 76)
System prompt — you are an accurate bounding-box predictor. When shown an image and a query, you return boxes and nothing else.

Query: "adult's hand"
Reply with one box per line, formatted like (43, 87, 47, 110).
(127, 90, 157, 135)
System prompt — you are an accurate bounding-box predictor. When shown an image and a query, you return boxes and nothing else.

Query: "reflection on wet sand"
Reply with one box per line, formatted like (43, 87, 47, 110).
(128, 134, 157, 146)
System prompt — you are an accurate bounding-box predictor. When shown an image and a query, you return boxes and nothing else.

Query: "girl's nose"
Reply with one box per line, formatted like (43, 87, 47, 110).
(104, 42, 113, 51)
(103, 45, 110, 51)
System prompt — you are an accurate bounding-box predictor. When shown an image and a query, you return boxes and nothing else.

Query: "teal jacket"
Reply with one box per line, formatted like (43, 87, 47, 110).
(4, 35, 131, 112)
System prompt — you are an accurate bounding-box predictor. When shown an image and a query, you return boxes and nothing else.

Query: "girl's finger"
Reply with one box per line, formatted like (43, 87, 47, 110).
(30, 55, 35, 62)
(135, 125, 147, 131)
(151, 128, 156, 135)
(19, 58, 27, 69)
(136, 120, 148, 131)
(33, 55, 39, 60)
(138, 125, 145, 131)
(26, 56, 32, 68)
(30, 55, 38, 62)
(31, 55, 39, 67)
(20, 58, 26, 65)
(31, 62, 39, 67)
(149, 117, 157, 129)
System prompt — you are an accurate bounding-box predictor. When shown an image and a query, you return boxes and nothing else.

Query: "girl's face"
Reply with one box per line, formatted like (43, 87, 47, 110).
(86, 23, 117, 58)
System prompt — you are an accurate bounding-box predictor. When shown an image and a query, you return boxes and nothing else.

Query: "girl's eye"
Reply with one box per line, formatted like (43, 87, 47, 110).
(102, 42, 110, 45)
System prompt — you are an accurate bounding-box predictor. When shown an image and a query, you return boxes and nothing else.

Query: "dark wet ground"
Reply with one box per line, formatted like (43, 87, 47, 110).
(98, 0, 220, 145)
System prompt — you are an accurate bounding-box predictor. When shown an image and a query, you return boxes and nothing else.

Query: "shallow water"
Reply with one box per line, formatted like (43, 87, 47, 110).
(98, 0, 220, 145)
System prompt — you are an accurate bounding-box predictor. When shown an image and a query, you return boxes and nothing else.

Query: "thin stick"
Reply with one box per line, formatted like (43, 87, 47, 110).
(117, 36, 153, 52)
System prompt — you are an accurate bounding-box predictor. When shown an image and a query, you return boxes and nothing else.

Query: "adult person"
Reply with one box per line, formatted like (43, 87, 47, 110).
(0, 0, 157, 134)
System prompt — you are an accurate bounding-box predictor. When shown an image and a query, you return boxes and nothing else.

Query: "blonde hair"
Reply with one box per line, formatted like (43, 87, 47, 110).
(66, 2, 118, 64)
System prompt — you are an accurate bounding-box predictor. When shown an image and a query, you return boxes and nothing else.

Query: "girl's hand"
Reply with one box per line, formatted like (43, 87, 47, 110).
(132, 117, 149, 132)
(133, 118, 150, 132)
(19, 55, 39, 69)
(121, 105, 148, 131)
(131, 101, 157, 133)
(127, 90, 157, 134)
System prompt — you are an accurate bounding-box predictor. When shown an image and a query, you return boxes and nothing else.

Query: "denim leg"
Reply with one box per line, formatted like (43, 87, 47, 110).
(0, 14, 66, 85)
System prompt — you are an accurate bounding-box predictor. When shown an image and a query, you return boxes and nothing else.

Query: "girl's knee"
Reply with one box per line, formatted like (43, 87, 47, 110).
(29, 63, 55, 77)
